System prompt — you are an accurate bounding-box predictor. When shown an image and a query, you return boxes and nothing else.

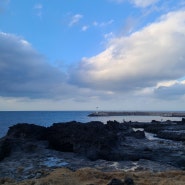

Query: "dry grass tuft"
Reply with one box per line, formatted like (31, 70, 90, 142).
(1, 168, 185, 185)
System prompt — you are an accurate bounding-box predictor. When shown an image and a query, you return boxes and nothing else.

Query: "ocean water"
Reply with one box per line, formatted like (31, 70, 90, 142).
(0, 111, 182, 138)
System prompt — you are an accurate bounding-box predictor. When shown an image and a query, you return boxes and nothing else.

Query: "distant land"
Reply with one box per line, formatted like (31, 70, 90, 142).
(88, 111, 185, 117)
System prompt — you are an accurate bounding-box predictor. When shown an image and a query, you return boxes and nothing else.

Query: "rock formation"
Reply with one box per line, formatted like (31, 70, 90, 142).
(0, 119, 185, 171)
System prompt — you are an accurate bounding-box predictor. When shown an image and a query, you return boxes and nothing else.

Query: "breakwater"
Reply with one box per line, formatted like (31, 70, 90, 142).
(88, 111, 185, 117)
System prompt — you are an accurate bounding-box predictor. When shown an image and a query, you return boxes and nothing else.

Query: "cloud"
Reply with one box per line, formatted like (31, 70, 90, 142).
(69, 10, 185, 93)
(34, 3, 43, 10)
(110, 0, 125, 3)
(154, 81, 185, 99)
(104, 32, 114, 40)
(81, 25, 89, 31)
(93, 19, 114, 27)
(110, 0, 159, 7)
(131, 0, 159, 8)
(80, 20, 114, 32)
(34, 3, 43, 18)
(0, 32, 68, 99)
(0, 31, 114, 104)
(69, 14, 83, 26)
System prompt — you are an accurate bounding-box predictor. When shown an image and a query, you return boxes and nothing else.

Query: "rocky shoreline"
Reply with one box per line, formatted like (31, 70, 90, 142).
(0, 119, 185, 183)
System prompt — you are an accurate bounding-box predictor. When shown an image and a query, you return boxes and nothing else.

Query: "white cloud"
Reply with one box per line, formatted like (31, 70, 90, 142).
(156, 80, 178, 88)
(93, 21, 98, 26)
(109, 0, 125, 3)
(93, 19, 114, 27)
(104, 32, 114, 40)
(70, 10, 185, 93)
(81, 19, 114, 31)
(136, 79, 185, 97)
(131, 0, 159, 8)
(69, 14, 83, 26)
(110, 0, 159, 7)
(34, 3, 43, 9)
(99, 19, 114, 27)
(81, 25, 89, 31)
(34, 3, 43, 18)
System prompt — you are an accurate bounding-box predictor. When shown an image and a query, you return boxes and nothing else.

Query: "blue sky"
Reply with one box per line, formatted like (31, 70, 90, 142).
(0, 0, 185, 111)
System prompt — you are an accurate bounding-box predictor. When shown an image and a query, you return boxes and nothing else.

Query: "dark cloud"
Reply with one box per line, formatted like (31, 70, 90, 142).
(0, 32, 112, 102)
(0, 32, 66, 99)
(154, 82, 185, 99)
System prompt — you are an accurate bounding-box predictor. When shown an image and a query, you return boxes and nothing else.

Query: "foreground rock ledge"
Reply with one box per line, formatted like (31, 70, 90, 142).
(0, 120, 185, 181)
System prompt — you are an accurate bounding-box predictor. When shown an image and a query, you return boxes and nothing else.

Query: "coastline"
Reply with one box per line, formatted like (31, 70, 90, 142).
(0, 119, 185, 184)
(0, 111, 183, 138)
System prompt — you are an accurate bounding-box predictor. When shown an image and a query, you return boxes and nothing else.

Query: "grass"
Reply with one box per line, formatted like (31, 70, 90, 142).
(1, 168, 185, 185)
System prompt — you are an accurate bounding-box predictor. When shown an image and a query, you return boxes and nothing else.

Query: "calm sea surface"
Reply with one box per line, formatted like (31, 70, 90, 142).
(0, 111, 182, 137)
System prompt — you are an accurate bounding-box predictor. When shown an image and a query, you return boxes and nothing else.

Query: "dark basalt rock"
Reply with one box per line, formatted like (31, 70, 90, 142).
(46, 121, 119, 160)
(0, 123, 47, 161)
(0, 119, 185, 169)
(142, 124, 163, 134)
(7, 123, 47, 140)
(151, 120, 160, 123)
(0, 138, 12, 161)
(107, 177, 135, 185)
(107, 178, 124, 185)
(157, 130, 185, 141)
(182, 118, 185, 122)
(132, 130, 145, 139)
(143, 120, 185, 141)
(124, 177, 135, 185)
(106, 120, 128, 130)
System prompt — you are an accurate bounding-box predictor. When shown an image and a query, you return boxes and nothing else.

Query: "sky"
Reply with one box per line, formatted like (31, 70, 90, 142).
(0, 0, 185, 111)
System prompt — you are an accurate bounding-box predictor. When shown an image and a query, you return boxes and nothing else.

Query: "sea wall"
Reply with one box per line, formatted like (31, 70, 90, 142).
(88, 111, 185, 117)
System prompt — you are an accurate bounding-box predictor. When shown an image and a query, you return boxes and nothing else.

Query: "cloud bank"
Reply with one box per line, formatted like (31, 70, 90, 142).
(0, 32, 67, 99)
(70, 10, 185, 94)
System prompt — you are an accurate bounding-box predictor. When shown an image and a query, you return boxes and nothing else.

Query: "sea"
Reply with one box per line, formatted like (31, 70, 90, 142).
(0, 111, 183, 138)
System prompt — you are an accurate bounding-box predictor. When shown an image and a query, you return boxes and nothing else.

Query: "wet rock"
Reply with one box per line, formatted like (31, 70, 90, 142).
(1, 119, 185, 175)
(158, 131, 185, 141)
(0, 138, 12, 161)
(151, 120, 160, 123)
(107, 178, 124, 185)
(132, 130, 145, 139)
(144, 124, 163, 134)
